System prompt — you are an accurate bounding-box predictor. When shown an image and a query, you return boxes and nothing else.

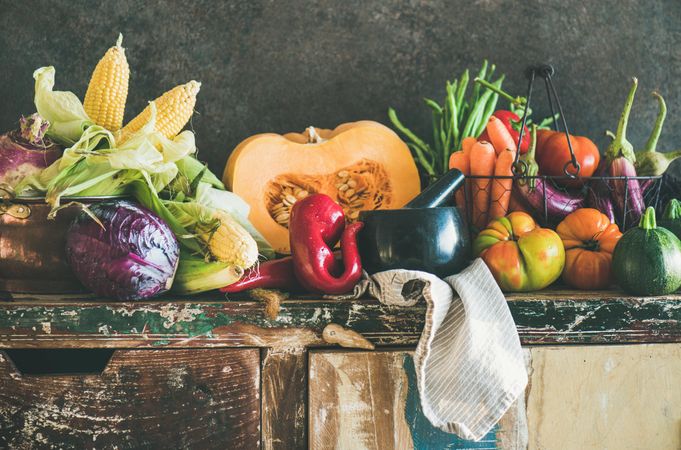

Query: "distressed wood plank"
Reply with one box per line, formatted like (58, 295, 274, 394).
(0, 290, 680, 348)
(526, 344, 681, 450)
(308, 350, 527, 450)
(261, 348, 308, 450)
(0, 348, 260, 449)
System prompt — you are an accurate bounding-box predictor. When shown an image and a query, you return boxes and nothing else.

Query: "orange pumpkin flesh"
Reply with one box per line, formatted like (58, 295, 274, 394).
(224, 121, 420, 253)
(556, 208, 622, 290)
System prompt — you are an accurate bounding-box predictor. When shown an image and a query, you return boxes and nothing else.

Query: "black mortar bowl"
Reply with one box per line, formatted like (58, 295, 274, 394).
(358, 169, 471, 277)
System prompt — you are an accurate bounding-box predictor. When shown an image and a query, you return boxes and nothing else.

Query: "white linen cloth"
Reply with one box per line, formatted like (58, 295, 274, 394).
(338, 258, 527, 441)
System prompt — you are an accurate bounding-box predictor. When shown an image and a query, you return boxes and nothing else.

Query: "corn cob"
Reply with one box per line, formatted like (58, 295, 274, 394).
(117, 80, 201, 145)
(200, 210, 259, 270)
(83, 34, 130, 132)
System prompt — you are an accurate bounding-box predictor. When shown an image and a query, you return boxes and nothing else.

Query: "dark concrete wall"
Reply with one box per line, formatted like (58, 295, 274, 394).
(1, 0, 680, 175)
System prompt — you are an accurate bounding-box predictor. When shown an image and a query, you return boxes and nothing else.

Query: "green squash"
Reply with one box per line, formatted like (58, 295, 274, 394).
(658, 198, 681, 240)
(612, 206, 681, 296)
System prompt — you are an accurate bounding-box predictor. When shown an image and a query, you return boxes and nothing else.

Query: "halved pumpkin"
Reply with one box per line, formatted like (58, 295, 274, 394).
(224, 121, 420, 253)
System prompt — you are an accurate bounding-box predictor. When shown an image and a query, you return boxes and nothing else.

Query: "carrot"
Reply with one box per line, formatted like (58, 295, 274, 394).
(489, 148, 515, 220)
(449, 151, 469, 209)
(487, 116, 516, 156)
(469, 141, 496, 229)
(461, 136, 477, 157)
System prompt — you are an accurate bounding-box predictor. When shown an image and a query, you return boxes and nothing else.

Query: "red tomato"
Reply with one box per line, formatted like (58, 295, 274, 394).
(535, 130, 600, 187)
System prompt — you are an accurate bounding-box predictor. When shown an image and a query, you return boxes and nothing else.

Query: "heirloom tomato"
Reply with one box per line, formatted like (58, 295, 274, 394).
(474, 212, 565, 292)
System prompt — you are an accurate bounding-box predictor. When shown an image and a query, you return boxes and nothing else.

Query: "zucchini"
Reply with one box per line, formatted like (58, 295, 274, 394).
(612, 206, 681, 295)
(658, 198, 681, 240)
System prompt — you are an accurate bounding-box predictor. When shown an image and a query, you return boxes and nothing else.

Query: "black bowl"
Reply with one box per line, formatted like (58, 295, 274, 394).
(357, 206, 471, 278)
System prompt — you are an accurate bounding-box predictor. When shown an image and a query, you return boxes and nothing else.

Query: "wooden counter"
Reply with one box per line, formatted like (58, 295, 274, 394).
(1, 290, 680, 449)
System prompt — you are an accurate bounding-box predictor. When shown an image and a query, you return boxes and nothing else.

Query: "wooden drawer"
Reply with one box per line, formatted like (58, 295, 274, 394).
(309, 346, 681, 450)
(0, 349, 260, 449)
(309, 350, 526, 449)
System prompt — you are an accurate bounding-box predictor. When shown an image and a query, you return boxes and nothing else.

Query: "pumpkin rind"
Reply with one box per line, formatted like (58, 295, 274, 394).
(224, 121, 420, 253)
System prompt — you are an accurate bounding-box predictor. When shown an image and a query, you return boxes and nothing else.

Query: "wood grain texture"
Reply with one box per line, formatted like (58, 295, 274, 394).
(526, 344, 681, 450)
(0, 349, 260, 449)
(261, 348, 308, 450)
(308, 350, 528, 450)
(1, 290, 680, 348)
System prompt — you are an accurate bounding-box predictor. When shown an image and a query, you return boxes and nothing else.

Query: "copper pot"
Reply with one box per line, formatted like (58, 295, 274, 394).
(0, 192, 121, 294)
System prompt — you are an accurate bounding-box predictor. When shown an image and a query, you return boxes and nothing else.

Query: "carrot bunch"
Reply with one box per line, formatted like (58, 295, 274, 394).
(449, 116, 525, 229)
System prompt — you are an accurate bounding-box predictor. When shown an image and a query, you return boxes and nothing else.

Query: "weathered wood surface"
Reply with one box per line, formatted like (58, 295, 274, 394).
(0, 348, 261, 449)
(309, 346, 681, 449)
(525, 344, 681, 450)
(261, 348, 308, 450)
(308, 350, 527, 450)
(0, 290, 680, 348)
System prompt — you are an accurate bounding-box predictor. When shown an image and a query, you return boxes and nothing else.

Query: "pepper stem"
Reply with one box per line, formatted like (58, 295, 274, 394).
(606, 77, 638, 163)
(644, 91, 666, 152)
(517, 124, 539, 188)
(663, 199, 681, 220)
(639, 206, 657, 230)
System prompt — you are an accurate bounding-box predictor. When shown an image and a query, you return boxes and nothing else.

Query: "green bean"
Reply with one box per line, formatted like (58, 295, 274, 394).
(455, 70, 469, 117)
(472, 60, 488, 103)
(432, 110, 443, 163)
(446, 81, 459, 153)
(407, 143, 436, 177)
(475, 76, 504, 137)
(388, 108, 432, 152)
(423, 98, 443, 115)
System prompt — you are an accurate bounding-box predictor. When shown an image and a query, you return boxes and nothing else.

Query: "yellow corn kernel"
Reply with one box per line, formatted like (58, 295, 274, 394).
(202, 211, 258, 270)
(117, 80, 201, 145)
(83, 34, 129, 132)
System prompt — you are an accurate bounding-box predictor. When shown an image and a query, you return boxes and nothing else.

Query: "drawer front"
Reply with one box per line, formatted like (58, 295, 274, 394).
(0, 348, 260, 449)
(309, 345, 681, 450)
(309, 350, 526, 450)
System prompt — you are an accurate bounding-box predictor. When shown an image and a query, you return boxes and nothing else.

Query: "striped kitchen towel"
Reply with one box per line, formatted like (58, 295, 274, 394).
(340, 258, 527, 441)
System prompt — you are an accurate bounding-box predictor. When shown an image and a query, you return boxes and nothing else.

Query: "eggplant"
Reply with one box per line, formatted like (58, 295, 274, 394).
(515, 125, 585, 222)
(605, 78, 645, 229)
(586, 162, 616, 223)
(634, 92, 681, 176)
(515, 177, 584, 221)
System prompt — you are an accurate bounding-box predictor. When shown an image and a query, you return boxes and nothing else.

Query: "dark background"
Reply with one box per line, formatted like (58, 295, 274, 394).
(1, 0, 680, 176)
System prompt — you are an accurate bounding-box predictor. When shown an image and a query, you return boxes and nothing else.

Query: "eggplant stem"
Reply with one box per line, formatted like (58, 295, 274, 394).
(606, 77, 638, 163)
(644, 91, 667, 153)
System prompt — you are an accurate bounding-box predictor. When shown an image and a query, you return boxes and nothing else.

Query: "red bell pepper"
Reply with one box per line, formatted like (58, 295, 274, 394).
(289, 194, 363, 294)
(478, 110, 530, 154)
(220, 257, 303, 293)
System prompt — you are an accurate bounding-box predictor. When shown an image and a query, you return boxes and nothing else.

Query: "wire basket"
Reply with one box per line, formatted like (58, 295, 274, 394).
(461, 174, 662, 231)
(460, 65, 661, 232)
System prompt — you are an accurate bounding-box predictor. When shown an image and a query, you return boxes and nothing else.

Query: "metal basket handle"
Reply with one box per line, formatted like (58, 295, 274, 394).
(512, 64, 581, 178)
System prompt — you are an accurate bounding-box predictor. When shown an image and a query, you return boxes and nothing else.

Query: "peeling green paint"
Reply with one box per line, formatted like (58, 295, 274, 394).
(1, 292, 680, 347)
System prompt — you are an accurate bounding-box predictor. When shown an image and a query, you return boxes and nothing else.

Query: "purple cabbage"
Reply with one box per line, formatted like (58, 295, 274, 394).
(0, 114, 62, 187)
(66, 200, 180, 300)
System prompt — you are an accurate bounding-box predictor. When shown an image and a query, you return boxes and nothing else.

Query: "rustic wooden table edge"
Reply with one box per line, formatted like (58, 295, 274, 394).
(1, 289, 680, 348)
(1, 289, 680, 449)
